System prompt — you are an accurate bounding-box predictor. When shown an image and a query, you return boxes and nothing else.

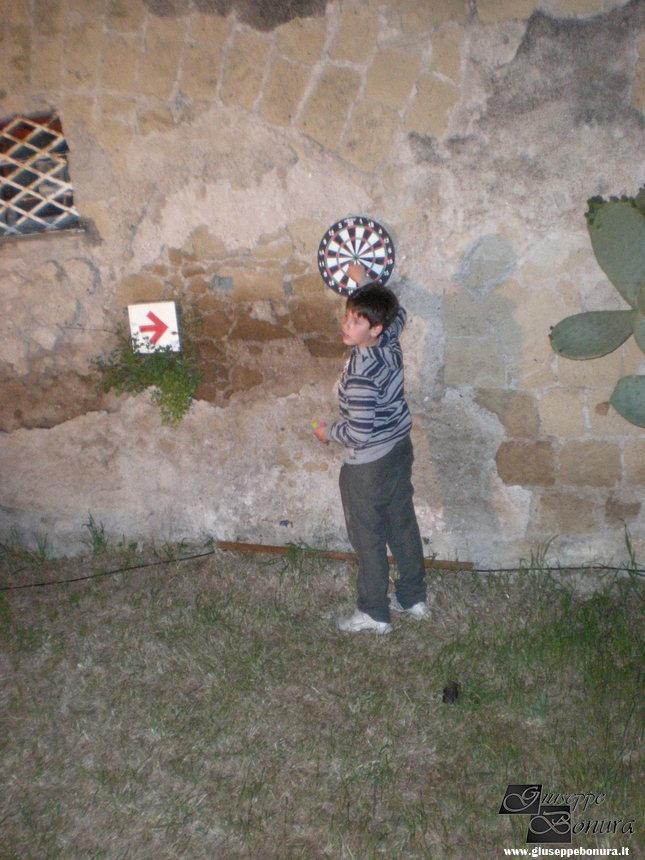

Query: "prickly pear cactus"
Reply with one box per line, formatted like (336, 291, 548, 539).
(549, 190, 645, 427)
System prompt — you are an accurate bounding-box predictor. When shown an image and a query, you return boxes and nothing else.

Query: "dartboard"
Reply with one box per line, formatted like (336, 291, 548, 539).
(318, 216, 395, 296)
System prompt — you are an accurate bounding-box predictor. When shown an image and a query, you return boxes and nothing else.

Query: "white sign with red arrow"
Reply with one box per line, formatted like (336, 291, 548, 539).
(127, 302, 181, 354)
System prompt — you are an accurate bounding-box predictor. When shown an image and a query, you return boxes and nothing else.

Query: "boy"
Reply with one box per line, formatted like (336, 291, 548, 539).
(313, 263, 428, 635)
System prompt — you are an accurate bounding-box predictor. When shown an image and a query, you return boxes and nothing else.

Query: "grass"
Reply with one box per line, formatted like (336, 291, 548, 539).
(0, 541, 644, 859)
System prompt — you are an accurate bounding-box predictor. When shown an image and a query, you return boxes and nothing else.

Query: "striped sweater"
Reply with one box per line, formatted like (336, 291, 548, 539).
(328, 307, 412, 464)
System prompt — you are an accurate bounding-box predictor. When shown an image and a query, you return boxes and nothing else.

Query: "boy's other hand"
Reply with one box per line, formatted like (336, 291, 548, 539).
(313, 420, 328, 443)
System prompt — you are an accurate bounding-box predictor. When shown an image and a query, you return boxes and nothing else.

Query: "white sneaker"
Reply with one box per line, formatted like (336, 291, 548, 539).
(337, 610, 393, 635)
(388, 595, 431, 620)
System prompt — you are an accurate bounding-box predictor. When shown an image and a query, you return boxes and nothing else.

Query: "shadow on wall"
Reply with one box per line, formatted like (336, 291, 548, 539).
(144, 0, 327, 30)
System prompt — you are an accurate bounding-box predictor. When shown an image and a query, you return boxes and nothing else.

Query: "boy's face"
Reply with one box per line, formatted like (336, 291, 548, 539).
(341, 308, 383, 348)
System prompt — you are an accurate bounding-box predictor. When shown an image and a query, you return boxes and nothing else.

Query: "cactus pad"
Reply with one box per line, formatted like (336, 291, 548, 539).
(610, 376, 645, 427)
(585, 197, 645, 308)
(549, 310, 635, 359)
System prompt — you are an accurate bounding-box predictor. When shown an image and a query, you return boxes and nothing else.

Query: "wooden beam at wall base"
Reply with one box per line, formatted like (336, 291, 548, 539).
(216, 541, 472, 571)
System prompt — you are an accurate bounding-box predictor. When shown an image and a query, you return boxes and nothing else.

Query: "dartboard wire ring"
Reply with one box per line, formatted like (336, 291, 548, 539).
(317, 216, 395, 296)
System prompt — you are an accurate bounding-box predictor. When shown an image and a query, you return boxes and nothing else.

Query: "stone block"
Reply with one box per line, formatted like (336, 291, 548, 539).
(276, 16, 326, 66)
(140, 17, 186, 99)
(476, 0, 540, 24)
(107, 0, 146, 33)
(96, 120, 134, 170)
(402, 0, 470, 32)
(459, 235, 516, 296)
(538, 388, 586, 437)
(482, 279, 525, 327)
(7, 23, 31, 91)
(339, 100, 399, 172)
(557, 350, 622, 388)
(32, 327, 59, 351)
(443, 338, 505, 387)
(558, 441, 621, 487)
(251, 236, 294, 263)
(330, 2, 379, 63)
(34, 0, 65, 38)
(187, 276, 209, 298)
(218, 265, 285, 301)
(531, 490, 598, 534)
(197, 356, 228, 383)
(431, 25, 463, 84)
(588, 388, 644, 437)
(5, 2, 31, 23)
(26, 266, 77, 331)
(183, 263, 206, 278)
(366, 50, 420, 110)
(168, 248, 182, 266)
(475, 389, 539, 438)
(65, 15, 103, 89)
(605, 494, 641, 525)
(231, 365, 263, 392)
(285, 259, 308, 276)
(288, 218, 325, 256)
(31, 36, 64, 90)
(404, 74, 459, 138)
(624, 440, 645, 484)
(194, 382, 219, 402)
(499, 290, 567, 387)
(290, 296, 342, 335)
(496, 441, 555, 486)
(305, 338, 348, 358)
(442, 290, 488, 336)
(288, 273, 326, 296)
(622, 336, 645, 376)
(196, 339, 226, 362)
(188, 227, 227, 260)
(229, 315, 292, 341)
(260, 58, 309, 126)
(299, 66, 361, 151)
(138, 105, 174, 135)
(0, 335, 28, 369)
(548, 0, 602, 17)
(100, 94, 137, 122)
(514, 337, 556, 392)
(635, 57, 645, 114)
(69, 0, 107, 13)
(0, 371, 108, 433)
(201, 311, 232, 339)
(60, 94, 94, 128)
(101, 34, 141, 93)
(115, 274, 164, 306)
(220, 30, 271, 111)
(182, 12, 231, 101)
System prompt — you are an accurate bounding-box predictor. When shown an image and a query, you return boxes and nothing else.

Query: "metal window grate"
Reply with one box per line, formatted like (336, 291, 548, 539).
(0, 112, 80, 238)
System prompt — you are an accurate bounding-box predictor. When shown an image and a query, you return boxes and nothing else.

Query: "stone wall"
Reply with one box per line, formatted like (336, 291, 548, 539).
(2, 0, 645, 565)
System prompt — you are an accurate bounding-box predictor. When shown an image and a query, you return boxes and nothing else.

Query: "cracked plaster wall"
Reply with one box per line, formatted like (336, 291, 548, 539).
(2, 0, 645, 566)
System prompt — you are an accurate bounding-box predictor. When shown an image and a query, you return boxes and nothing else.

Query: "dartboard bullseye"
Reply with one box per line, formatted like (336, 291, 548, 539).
(318, 216, 395, 296)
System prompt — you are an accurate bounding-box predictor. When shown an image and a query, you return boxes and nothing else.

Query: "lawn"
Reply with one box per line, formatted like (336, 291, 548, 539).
(0, 538, 643, 859)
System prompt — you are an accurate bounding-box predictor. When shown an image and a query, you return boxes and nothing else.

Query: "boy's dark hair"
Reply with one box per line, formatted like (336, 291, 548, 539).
(346, 283, 399, 330)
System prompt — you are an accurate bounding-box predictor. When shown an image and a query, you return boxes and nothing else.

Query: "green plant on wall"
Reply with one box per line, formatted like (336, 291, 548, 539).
(94, 305, 201, 425)
(550, 188, 645, 426)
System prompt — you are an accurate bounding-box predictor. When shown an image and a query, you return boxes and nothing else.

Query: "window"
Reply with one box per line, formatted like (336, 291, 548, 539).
(0, 112, 80, 238)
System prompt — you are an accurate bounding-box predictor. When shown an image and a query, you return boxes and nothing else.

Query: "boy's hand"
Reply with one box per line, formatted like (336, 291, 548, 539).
(346, 262, 367, 285)
(312, 419, 328, 443)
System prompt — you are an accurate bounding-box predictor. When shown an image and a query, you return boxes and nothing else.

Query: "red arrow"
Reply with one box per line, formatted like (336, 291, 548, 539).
(139, 311, 168, 345)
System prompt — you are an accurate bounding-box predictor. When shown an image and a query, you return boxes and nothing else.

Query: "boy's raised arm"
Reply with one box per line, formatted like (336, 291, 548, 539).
(389, 305, 407, 339)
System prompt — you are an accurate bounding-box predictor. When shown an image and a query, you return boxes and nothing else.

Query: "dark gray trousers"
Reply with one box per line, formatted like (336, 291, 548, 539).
(339, 435, 426, 623)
